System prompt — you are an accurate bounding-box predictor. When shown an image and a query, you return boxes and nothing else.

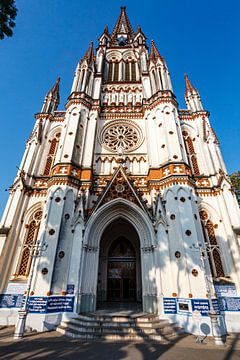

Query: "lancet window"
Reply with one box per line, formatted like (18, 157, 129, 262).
(106, 60, 137, 82)
(131, 62, 136, 81)
(108, 62, 113, 82)
(16, 209, 43, 277)
(125, 62, 130, 81)
(43, 132, 61, 176)
(113, 62, 119, 81)
(199, 210, 225, 279)
(182, 131, 200, 176)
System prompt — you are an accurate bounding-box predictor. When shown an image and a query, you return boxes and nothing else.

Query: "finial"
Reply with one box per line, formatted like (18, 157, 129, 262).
(104, 25, 109, 34)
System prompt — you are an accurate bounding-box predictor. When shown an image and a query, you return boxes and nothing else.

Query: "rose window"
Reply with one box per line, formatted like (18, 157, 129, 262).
(99, 120, 143, 153)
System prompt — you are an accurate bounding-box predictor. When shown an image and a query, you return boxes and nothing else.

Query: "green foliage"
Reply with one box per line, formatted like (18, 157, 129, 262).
(0, 0, 17, 40)
(230, 171, 240, 190)
(230, 171, 240, 205)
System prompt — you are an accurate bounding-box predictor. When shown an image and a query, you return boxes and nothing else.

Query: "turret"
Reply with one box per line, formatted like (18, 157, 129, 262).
(184, 74, 203, 112)
(71, 42, 95, 95)
(133, 25, 146, 46)
(149, 40, 172, 93)
(41, 77, 60, 114)
(98, 25, 111, 47)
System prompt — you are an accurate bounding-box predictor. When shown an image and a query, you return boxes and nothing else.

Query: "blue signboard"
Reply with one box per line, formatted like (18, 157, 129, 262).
(47, 296, 74, 313)
(66, 284, 75, 295)
(214, 285, 237, 297)
(191, 299, 209, 316)
(0, 294, 23, 308)
(0, 294, 74, 313)
(218, 297, 240, 312)
(28, 297, 48, 314)
(163, 298, 177, 314)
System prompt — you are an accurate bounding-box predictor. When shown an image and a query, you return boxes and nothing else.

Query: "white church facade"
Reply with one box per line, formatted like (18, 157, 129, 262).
(0, 7, 240, 336)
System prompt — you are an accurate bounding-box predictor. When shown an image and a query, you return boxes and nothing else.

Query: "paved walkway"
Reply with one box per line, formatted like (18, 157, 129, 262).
(0, 326, 240, 360)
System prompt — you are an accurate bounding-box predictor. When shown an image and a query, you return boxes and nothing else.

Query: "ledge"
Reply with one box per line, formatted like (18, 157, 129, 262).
(0, 227, 10, 235)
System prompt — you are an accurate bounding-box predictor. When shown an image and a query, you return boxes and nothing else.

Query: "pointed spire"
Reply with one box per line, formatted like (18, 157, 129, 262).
(184, 73, 197, 95)
(49, 76, 60, 102)
(82, 42, 94, 64)
(103, 25, 109, 35)
(184, 74, 203, 112)
(149, 40, 164, 63)
(136, 25, 142, 34)
(111, 6, 134, 42)
(98, 25, 111, 46)
(134, 24, 146, 43)
(41, 77, 60, 114)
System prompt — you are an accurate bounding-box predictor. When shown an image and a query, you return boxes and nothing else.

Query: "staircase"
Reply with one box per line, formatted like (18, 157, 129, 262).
(57, 312, 184, 342)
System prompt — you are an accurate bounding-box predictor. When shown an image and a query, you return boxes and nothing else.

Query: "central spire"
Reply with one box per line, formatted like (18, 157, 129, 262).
(111, 6, 134, 44)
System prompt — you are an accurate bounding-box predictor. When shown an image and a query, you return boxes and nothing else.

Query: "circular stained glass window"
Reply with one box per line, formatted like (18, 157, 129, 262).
(99, 120, 143, 153)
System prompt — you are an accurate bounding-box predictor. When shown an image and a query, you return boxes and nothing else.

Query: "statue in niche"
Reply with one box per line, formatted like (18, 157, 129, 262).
(111, 93, 116, 104)
(136, 92, 142, 104)
(102, 93, 109, 105)
(127, 92, 133, 104)
(119, 92, 124, 104)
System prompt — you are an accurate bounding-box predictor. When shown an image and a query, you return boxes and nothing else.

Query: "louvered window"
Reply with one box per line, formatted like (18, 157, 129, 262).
(200, 210, 225, 278)
(43, 133, 60, 176)
(17, 210, 43, 277)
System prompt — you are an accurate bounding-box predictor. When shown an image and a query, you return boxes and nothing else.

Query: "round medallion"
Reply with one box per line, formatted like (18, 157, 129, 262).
(115, 184, 125, 193)
(99, 120, 143, 153)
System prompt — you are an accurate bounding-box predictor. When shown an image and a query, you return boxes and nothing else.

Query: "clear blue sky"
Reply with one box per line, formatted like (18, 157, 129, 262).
(0, 0, 239, 216)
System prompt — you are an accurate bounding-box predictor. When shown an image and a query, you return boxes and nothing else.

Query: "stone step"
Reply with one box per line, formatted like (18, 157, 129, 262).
(57, 326, 180, 343)
(57, 313, 184, 342)
(65, 317, 170, 329)
(82, 314, 159, 323)
(59, 321, 177, 336)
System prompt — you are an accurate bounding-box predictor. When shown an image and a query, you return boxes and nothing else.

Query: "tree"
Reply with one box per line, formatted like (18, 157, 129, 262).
(0, 0, 17, 40)
(230, 171, 240, 206)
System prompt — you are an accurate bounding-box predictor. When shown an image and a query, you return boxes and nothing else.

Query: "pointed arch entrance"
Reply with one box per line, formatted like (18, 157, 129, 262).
(97, 218, 142, 304)
(77, 199, 157, 314)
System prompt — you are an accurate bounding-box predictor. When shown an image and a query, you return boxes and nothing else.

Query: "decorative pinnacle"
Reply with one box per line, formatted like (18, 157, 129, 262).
(184, 73, 197, 94)
(103, 25, 109, 34)
(150, 40, 164, 62)
(82, 42, 94, 64)
(48, 77, 60, 102)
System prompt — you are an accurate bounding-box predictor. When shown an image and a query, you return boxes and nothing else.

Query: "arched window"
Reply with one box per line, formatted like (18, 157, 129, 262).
(43, 132, 61, 176)
(125, 62, 130, 81)
(199, 210, 225, 278)
(113, 62, 119, 81)
(17, 209, 43, 277)
(108, 62, 113, 82)
(182, 131, 200, 176)
(131, 62, 136, 81)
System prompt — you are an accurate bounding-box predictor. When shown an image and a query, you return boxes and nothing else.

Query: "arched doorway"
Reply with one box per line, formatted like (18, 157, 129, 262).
(78, 198, 157, 314)
(97, 218, 142, 306)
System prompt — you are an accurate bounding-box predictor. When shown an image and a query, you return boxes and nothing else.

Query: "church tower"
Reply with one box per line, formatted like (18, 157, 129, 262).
(1, 7, 240, 335)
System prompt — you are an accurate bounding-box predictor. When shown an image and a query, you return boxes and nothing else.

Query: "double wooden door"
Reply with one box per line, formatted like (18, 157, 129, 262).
(107, 237, 136, 301)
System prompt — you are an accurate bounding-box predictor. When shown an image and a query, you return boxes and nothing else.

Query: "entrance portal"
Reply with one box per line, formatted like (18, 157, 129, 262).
(107, 237, 136, 301)
(97, 218, 142, 306)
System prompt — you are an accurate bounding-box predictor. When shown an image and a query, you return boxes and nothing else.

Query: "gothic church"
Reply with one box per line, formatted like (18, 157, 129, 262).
(0, 7, 240, 336)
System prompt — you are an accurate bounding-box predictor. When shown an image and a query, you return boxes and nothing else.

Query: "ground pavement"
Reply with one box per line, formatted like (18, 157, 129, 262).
(0, 326, 240, 360)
